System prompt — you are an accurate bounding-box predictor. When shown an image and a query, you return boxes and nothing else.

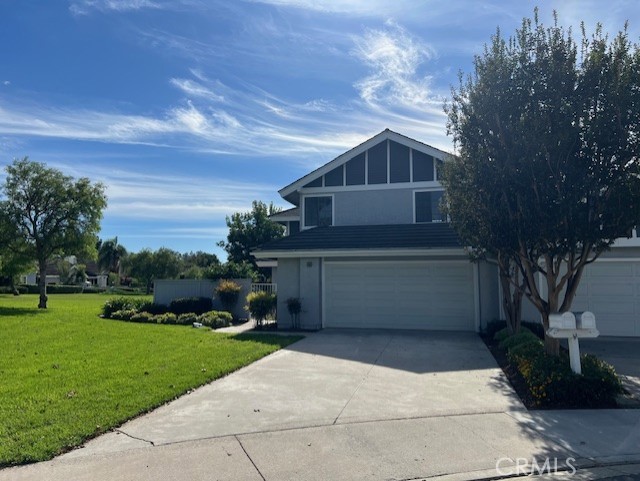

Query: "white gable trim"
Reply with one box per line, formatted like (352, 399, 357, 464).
(279, 129, 451, 200)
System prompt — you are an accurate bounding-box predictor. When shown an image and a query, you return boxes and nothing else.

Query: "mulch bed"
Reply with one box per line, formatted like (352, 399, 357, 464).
(481, 334, 540, 410)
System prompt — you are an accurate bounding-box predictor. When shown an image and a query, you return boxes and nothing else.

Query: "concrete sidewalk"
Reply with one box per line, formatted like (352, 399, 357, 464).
(2, 330, 640, 481)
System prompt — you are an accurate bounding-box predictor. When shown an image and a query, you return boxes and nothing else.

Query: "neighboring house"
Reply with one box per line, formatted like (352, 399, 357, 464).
(21, 256, 108, 288)
(254, 129, 640, 337)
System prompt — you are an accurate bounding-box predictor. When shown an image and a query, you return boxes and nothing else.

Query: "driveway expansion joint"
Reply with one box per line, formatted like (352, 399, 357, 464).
(332, 334, 395, 425)
(235, 435, 266, 481)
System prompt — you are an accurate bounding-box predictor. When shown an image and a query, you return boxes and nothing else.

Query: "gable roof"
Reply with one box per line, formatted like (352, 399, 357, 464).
(279, 129, 451, 205)
(254, 223, 461, 256)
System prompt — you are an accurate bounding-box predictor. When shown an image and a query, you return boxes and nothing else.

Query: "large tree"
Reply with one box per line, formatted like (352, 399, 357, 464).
(442, 12, 640, 355)
(1, 158, 107, 308)
(126, 247, 182, 294)
(218, 201, 284, 269)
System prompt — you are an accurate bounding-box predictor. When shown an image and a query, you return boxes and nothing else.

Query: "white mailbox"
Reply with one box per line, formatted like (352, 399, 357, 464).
(549, 312, 576, 330)
(575, 311, 596, 329)
(546, 311, 599, 374)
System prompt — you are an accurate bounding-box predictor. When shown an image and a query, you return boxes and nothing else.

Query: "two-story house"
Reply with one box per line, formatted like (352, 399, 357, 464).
(254, 129, 500, 332)
(254, 129, 640, 336)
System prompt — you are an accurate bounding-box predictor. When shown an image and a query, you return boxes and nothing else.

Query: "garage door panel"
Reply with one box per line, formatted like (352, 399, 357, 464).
(573, 261, 640, 336)
(325, 261, 475, 331)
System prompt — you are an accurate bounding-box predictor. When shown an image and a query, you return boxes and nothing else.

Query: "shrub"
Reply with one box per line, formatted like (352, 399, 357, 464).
(215, 280, 242, 312)
(110, 309, 138, 321)
(130, 311, 155, 323)
(102, 297, 149, 318)
(177, 312, 200, 325)
(246, 291, 276, 328)
(498, 328, 539, 351)
(198, 310, 233, 329)
(286, 297, 302, 329)
(0, 286, 27, 294)
(168, 297, 213, 315)
(155, 312, 178, 325)
(505, 335, 622, 408)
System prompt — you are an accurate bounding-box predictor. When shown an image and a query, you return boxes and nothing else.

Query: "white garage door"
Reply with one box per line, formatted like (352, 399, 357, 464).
(324, 261, 476, 331)
(572, 261, 640, 337)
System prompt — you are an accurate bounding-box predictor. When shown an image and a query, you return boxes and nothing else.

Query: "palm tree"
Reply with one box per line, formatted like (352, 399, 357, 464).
(98, 237, 128, 277)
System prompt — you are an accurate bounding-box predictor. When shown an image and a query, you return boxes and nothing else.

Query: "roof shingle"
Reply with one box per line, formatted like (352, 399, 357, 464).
(255, 223, 462, 252)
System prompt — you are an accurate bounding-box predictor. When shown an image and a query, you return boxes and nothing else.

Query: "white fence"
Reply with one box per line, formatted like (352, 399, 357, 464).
(251, 283, 277, 294)
(154, 278, 252, 319)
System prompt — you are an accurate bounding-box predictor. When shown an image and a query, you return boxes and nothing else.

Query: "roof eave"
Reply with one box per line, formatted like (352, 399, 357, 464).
(253, 247, 466, 259)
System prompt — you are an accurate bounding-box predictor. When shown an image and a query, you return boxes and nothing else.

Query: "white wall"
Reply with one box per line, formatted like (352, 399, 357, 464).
(154, 278, 252, 319)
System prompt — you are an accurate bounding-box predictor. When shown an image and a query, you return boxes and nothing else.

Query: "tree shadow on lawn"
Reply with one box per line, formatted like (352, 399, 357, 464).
(0, 306, 47, 318)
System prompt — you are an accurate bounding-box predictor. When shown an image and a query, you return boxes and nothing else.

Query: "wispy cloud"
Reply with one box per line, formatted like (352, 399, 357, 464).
(69, 0, 163, 15)
(170, 78, 225, 102)
(352, 21, 437, 108)
(44, 162, 281, 222)
(244, 0, 419, 18)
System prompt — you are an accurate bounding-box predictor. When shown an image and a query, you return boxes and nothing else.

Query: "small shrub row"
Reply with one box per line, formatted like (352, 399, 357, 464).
(495, 327, 623, 408)
(485, 319, 545, 340)
(102, 297, 152, 318)
(168, 297, 213, 315)
(21, 284, 85, 294)
(109, 309, 232, 329)
(0, 286, 28, 294)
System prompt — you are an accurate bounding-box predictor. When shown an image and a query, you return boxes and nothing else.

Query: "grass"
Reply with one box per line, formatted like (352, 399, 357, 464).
(0, 294, 301, 466)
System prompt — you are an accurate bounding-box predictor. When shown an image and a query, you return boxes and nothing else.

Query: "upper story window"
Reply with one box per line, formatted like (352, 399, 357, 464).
(304, 196, 333, 227)
(415, 191, 445, 223)
(288, 221, 300, 235)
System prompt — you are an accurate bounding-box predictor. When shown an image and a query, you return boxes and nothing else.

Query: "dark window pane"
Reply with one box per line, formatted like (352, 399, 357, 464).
(431, 191, 444, 222)
(304, 196, 332, 227)
(415, 191, 432, 223)
(304, 177, 322, 188)
(389, 141, 410, 183)
(435, 159, 444, 180)
(324, 165, 343, 186)
(346, 153, 365, 185)
(415, 191, 444, 223)
(289, 221, 300, 235)
(368, 140, 388, 184)
(413, 150, 434, 182)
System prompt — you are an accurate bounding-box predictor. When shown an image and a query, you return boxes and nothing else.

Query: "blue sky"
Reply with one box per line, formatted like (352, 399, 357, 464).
(1, 1, 638, 259)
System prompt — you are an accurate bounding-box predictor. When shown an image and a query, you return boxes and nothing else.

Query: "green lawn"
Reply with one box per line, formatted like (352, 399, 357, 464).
(0, 294, 301, 466)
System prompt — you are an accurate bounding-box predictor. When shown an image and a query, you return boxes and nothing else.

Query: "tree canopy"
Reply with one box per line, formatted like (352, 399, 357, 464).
(1, 158, 107, 308)
(98, 237, 128, 277)
(125, 247, 181, 294)
(442, 12, 640, 354)
(218, 200, 285, 271)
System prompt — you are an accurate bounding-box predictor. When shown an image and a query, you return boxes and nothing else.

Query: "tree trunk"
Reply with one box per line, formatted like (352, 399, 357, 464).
(498, 260, 523, 335)
(145, 280, 151, 295)
(38, 262, 48, 309)
(541, 312, 560, 356)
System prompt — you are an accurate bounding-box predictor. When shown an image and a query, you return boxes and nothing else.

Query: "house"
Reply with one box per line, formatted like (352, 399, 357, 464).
(254, 129, 499, 332)
(20, 256, 108, 289)
(255, 129, 640, 336)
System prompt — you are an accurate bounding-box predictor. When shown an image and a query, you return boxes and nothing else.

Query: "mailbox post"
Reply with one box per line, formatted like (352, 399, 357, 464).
(546, 311, 599, 374)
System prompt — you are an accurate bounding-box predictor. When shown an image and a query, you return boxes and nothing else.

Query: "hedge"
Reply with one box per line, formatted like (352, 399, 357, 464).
(108, 308, 232, 329)
(495, 327, 623, 408)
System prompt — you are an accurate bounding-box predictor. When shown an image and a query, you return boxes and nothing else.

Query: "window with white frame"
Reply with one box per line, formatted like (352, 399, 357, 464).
(304, 196, 333, 227)
(415, 191, 445, 223)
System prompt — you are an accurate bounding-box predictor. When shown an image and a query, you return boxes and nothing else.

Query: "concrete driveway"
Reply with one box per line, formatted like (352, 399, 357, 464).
(3, 330, 640, 481)
(64, 329, 523, 452)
